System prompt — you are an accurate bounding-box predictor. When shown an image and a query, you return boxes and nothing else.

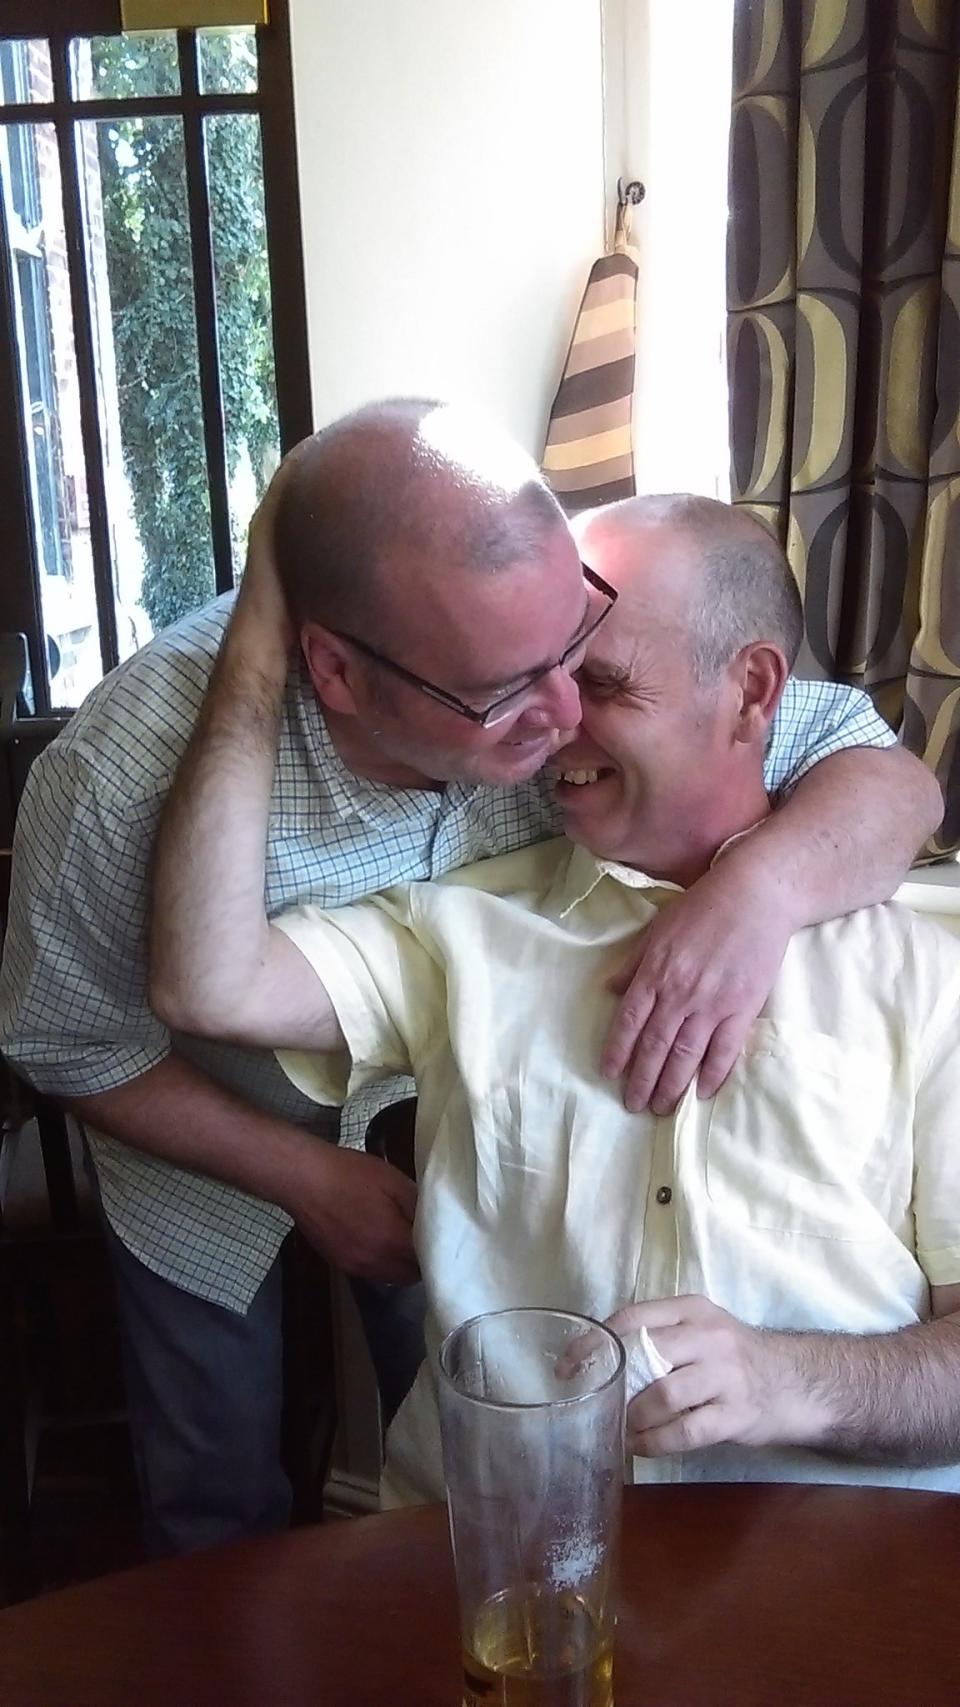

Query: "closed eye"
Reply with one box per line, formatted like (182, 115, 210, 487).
(576, 666, 631, 700)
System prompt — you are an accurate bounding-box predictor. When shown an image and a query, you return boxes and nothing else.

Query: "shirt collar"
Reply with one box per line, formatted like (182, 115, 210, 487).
(551, 821, 767, 919)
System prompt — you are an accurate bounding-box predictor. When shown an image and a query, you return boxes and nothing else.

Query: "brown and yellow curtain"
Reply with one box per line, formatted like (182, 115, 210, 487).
(728, 0, 960, 852)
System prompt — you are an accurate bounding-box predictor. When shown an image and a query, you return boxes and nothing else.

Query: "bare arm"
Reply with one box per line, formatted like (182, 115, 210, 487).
(605, 744, 943, 1113)
(611, 1287, 960, 1468)
(64, 1054, 418, 1283)
(150, 516, 343, 1051)
(713, 743, 943, 922)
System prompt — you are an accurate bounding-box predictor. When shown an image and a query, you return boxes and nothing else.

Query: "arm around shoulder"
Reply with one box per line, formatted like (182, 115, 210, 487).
(149, 917, 346, 1052)
(148, 510, 345, 1053)
(737, 742, 943, 930)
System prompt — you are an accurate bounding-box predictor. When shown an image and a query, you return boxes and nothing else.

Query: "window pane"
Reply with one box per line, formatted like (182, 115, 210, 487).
(198, 27, 257, 95)
(78, 116, 215, 640)
(206, 113, 279, 573)
(69, 33, 180, 101)
(0, 39, 52, 105)
(1, 123, 103, 709)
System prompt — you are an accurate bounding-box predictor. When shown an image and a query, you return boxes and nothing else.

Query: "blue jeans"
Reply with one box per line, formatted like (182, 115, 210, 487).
(91, 1166, 425, 1554)
(99, 1208, 291, 1556)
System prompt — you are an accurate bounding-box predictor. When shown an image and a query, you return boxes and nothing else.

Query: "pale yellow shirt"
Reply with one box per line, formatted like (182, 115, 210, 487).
(275, 838, 960, 1504)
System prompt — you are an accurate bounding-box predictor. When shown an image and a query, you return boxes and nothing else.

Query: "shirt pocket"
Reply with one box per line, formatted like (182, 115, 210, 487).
(703, 1018, 892, 1240)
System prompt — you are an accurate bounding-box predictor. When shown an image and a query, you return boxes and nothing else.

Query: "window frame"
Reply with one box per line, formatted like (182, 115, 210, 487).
(0, 0, 312, 734)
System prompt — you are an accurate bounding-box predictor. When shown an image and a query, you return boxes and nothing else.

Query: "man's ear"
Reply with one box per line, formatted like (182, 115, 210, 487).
(301, 622, 362, 716)
(733, 641, 789, 744)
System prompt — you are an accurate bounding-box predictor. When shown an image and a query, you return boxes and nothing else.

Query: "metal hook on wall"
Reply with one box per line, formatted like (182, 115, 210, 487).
(614, 178, 645, 252)
(617, 178, 646, 209)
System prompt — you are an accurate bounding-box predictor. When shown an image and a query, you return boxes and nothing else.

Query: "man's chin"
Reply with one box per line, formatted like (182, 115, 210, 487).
(557, 793, 623, 859)
(477, 731, 562, 784)
(560, 813, 608, 853)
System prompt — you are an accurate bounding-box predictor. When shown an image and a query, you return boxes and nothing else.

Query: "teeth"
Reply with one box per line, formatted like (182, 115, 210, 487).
(560, 768, 600, 785)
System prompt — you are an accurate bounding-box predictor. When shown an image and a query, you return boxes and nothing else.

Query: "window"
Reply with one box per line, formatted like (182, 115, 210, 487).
(607, 0, 735, 500)
(0, 2, 310, 721)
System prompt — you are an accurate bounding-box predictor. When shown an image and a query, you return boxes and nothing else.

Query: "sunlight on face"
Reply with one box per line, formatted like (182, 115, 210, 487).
(415, 403, 540, 498)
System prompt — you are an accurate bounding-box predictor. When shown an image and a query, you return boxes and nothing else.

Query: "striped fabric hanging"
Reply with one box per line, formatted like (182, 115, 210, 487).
(542, 189, 640, 515)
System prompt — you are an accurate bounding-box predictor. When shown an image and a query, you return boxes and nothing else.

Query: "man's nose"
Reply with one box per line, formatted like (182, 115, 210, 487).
(523, 665, 582, 730)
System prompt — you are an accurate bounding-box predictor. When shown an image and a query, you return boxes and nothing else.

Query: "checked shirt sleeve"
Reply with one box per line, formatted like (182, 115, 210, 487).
(0, 742, 170, 1096)
(763, 679, 896, 798)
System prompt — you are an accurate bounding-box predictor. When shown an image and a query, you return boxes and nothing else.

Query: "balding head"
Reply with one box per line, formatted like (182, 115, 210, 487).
(559, 495, 798, 880)
(578, 494, 803, 678)
(274, 398, 567, 644)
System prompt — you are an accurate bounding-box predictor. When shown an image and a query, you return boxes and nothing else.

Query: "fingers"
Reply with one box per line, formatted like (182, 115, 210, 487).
(305, 1150, 420, 1285)
(609, 998, 752, 1115)
(696, 1014, 751, 1100)
(555, 1322, 609, 1381)
(377, 1249, 422, 1286)
(363, 1242, 420, 1283)
(605, 1297, 690, 1338)
(354, 1203, 420, 1285)
(601, 982, 657, 1083)
(645, 1012, 717, 1114)
(383, 1161, 418, 1221)
(368, 1163, 419, 1282)
(334, 1229, 420, 1287)
(630, 1399, 738, 1458)
(627, 1362, 715, 1436)
(562, 1300, 702, 1385)
(606, 986, 723, 1116)
(619, 1008, 685, 1114)
(599, 873, 793, 1110)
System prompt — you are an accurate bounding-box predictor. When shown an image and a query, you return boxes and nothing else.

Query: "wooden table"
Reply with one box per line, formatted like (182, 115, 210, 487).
(1, 1483, 958, 1705)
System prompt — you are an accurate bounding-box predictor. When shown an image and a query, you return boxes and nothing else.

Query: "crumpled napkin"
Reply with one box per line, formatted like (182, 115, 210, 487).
(623, 1327, 673, 1483)
(624, 1325, 673, 1400)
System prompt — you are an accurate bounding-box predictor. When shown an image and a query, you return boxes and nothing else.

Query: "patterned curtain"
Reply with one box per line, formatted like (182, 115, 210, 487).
(727, 0, 960, 853)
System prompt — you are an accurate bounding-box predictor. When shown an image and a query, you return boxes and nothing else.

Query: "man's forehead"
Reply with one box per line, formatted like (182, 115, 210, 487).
(584, 580, 686, 675)
(388, 537, 587, 683)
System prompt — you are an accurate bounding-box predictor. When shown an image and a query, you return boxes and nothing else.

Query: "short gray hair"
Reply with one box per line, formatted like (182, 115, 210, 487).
(624, 494, 804, 677)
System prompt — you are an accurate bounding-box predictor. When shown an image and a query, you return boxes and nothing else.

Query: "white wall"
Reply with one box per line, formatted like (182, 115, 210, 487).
(287, 0, 606, 1505)
(288, 0, 605, 455)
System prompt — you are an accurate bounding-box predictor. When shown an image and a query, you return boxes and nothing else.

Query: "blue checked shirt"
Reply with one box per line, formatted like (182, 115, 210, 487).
(0, 595, 897, 1311)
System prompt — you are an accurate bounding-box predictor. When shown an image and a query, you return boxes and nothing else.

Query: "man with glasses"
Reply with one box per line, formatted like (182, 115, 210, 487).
(0, 398, 941, 1554)
(326, 560, 615, 728)
(152, 490, 960, 1502)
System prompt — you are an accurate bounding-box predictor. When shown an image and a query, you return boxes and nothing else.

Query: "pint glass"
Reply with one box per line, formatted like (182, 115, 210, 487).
(438, 1307, 626, 1707)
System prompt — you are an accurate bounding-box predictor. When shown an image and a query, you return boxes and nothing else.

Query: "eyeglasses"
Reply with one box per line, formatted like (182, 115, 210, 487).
(330, 563, 618, 728)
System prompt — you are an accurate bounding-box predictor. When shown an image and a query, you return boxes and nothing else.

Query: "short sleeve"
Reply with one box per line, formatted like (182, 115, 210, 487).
(0, 744, 170, 1095)
(764, 679, 897, 797)
(272, 887, 444, 1109)
(912, 974, 960, 1286)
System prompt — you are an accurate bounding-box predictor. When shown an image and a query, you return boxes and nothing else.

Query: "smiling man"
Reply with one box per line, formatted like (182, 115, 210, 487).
(1, 397, 939, 1554)
(151, 488, 960, 1506)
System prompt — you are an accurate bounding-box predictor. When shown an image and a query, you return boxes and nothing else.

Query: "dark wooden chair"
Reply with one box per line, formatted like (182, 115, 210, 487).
(0, 633, 135, 1605)
(364, 1097, 417, 1181)
(0, 632, 342, 1599)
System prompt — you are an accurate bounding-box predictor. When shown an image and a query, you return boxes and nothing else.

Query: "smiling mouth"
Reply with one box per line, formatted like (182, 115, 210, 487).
(555, 765, 616, 788)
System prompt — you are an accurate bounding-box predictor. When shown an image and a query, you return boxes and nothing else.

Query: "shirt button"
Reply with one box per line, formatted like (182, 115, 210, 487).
(655, 1185, 673, 1206)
